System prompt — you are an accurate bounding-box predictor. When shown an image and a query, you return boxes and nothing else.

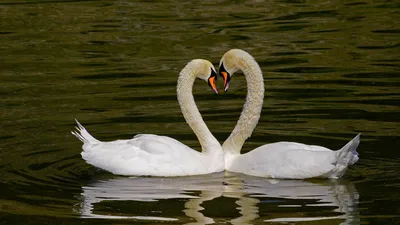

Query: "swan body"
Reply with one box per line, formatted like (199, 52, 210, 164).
(219, 49, 360, 179)
(225, 135, 360, 179)
(72, 59, 224, 176)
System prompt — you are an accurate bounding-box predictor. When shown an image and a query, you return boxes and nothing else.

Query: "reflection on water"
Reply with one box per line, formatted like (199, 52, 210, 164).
(78, 172, 359, 224)
(1, 0, 399, 224)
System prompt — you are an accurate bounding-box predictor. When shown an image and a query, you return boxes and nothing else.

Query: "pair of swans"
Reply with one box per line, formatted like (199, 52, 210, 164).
(72, 49, 360, 179)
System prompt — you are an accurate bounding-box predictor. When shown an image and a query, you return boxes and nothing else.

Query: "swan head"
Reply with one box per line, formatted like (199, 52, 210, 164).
(189, 59, 218, 94)
(219, 49, 252, 92)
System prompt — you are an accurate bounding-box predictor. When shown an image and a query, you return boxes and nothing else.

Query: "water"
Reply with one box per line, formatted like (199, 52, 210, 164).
(1, 0, 399, 224)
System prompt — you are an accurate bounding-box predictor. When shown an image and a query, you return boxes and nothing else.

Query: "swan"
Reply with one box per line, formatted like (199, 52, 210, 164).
(72, 59, 225, 176)
(218, 49, 360, 179)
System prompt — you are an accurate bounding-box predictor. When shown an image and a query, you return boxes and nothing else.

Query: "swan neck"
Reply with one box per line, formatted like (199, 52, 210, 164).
(223, 55, 264, 155)
(177, 68, 221, 155)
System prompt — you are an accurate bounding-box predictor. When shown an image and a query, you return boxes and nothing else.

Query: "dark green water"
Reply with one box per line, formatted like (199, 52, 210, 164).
(1, 0, 399, 224)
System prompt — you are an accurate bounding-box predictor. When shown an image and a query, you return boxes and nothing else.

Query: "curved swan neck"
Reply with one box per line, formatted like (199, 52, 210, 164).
(223, 53, 264, 155)
(177, 66, 220, 154)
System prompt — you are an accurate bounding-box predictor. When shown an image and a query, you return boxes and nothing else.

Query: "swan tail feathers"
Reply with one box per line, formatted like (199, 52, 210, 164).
(71, 119, 100, 145)
(331, 134, 361, 178)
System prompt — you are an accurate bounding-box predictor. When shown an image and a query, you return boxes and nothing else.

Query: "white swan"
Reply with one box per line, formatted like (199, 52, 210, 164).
(219, 49, 360, 179)
(72, 59, 225, 176)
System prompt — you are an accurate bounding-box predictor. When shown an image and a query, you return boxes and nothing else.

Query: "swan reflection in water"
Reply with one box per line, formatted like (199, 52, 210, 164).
(77, 172, 359, 224)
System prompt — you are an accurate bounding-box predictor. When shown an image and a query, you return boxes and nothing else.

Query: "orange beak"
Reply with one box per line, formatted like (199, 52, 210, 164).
(220, 71, 231, 92)
(208, 76, 218, 94)
(221, 72, 228, 88)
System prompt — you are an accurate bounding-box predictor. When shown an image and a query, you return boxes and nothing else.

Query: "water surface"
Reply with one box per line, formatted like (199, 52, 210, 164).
(1, 0, 399, 224)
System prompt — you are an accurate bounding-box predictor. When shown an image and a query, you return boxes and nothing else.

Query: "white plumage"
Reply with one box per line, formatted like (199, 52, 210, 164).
(72, 59, 224, 176)
(220, 49, 360, 179)
(225, 135, 360, 179)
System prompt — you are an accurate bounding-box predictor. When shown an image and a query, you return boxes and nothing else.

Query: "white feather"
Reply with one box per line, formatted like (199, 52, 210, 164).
(221, 49, 360, 179)
(72, 60, 224, 177)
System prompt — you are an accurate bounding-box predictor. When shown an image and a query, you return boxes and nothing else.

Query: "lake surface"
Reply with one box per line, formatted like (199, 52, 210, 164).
(1, 0, 399, 224)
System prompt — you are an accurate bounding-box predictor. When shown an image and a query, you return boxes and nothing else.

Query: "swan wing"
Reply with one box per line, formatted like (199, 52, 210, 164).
(81, 134, 205, 176)
(229, 142, 336, 179)
(72, 59, 224, 177)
